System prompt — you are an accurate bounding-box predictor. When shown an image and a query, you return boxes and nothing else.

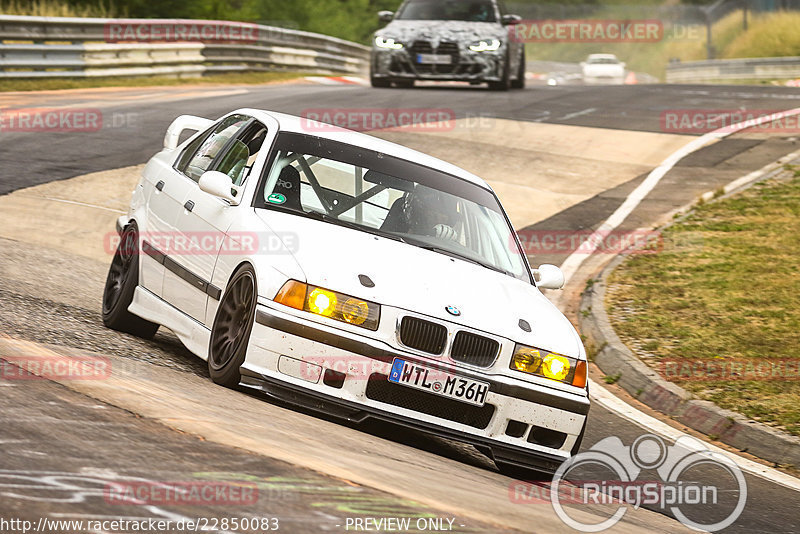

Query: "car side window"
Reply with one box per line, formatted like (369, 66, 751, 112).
(214, 122, 269, 187)
(176, 114, 249, 182)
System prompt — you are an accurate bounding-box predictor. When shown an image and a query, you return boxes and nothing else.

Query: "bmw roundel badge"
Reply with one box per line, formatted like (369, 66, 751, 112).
(445, 306, 461, 316)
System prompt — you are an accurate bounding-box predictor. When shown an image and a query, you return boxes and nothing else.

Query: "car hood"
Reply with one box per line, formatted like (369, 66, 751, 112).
(257, 210, 582, 357)
(380, 20, 507, 46)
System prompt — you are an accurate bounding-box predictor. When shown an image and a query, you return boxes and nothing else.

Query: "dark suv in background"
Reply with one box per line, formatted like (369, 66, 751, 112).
(370, 0, 525, 90)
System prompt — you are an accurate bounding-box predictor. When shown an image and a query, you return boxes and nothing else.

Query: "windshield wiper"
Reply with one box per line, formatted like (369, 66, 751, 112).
(403, 239, 512, 276)
(306, 211, 407, 243)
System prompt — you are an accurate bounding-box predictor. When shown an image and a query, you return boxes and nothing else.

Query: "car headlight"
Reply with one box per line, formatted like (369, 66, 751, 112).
(274, 280, 380, 331)
(374, 36, 403, 50)
(469, 39, 501, 52)
(510, 344, 587, 388)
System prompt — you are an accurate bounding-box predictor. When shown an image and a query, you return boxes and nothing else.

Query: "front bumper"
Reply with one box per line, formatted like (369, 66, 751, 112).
(243, 303, 590, 473)
(372, 48, 504, 82)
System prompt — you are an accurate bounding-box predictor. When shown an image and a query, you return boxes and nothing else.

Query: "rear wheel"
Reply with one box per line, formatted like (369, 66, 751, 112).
(511, 50, 526, 89)
(102, 222, 159, 339)
(208, 264, 257, 388)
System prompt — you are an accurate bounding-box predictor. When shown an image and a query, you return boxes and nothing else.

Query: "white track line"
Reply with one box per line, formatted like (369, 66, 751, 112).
(42, 197, 126, 214)
(589, 379, 800, 492)
(559, 106, 800, 283)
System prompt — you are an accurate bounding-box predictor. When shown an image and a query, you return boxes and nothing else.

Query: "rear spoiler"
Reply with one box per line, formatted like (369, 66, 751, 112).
(163, 115, 214, 150)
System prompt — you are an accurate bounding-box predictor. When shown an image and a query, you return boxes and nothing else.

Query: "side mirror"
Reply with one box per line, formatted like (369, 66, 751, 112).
(502, 14, 521, 26)
(199, 171, 238, 203)
(533, 264, 565, 290)
(378, 10, 394, 23)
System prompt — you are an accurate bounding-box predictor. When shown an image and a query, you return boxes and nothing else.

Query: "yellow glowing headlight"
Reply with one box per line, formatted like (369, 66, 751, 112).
(274, 281, 380, 331)
(510, 343, 587, 388)
(308, 288, 337, 317)
(542, 354, 570, 381)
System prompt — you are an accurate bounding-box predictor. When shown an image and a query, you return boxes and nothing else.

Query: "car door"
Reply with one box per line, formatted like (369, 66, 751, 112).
(159, 114, 251, 321)
(165, 117, 270, 324)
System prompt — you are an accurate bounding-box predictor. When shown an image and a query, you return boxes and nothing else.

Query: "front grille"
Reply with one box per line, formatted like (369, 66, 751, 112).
(410, 40, 459, 75)
(365, 373, 495, 429)
(399, 316, 447, 354)
(450, 331, 500, 367)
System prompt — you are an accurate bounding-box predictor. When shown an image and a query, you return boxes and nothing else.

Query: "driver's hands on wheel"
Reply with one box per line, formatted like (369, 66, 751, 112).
(433, 223, 457, 241)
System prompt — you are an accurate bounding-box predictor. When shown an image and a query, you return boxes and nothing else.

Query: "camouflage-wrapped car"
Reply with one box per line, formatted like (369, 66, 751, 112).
(370, 0, 525, 91)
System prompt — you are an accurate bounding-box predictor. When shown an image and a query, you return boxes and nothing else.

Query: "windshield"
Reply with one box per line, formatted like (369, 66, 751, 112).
(587, 57, 620, 64)
(255, 132, 530, 282)
(396, 0, 497, 22)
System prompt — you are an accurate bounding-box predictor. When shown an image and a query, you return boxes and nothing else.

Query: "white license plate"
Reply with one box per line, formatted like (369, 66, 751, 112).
(388, 358, 489, 407)
(416, 53, 452, 65)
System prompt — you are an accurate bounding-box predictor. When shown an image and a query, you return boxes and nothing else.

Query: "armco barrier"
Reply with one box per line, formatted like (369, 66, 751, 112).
(0, 14, 369, 78)
(666, 56, 800, 83)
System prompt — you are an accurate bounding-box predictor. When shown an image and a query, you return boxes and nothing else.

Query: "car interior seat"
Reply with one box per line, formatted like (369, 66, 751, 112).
(275, 165, 302, 210)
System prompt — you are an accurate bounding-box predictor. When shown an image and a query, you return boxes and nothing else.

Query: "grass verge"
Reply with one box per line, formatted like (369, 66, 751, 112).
(606, 165, 800, 437)
(0, 71, 314, 92)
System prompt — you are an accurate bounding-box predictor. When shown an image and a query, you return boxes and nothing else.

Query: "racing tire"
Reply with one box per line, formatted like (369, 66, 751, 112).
(511, 50, 526, 89)
(488, 52, 511, 91)
(371, 75, 391, 88)
(208, 264, 257, 388)
(102, 222, 159, 339)
(370, 61, 391, 88)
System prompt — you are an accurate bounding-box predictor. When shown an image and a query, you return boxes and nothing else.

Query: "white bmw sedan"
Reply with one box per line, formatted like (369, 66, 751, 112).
(102, 109, 590, 475)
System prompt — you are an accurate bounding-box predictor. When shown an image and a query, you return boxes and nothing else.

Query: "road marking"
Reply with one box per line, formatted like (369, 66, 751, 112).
(559, 105, 800, 284)
(558, 107, 596, 121)
(589, 379, 800, 492)
(41, 197, 126, 214)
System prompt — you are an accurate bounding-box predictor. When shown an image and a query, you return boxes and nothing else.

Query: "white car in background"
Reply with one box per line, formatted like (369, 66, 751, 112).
(581, 53, 626, 84)
(102, 109, 590, 476)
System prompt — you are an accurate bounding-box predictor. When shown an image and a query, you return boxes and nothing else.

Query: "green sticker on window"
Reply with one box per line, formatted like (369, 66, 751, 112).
(268, 193, 286, 205)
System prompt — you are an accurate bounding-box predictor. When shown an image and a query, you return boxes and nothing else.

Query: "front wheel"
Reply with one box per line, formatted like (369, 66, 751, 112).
(208, 264, 257, 388)
(488, 53, 511, 91)
(102, 222, 159, 339)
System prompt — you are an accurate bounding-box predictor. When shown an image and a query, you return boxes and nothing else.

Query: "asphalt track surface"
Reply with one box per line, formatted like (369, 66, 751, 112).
(2, 81, 800, 533)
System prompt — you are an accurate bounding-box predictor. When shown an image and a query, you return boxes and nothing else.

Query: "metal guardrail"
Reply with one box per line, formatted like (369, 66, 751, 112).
(0, 14, 370, 78)
(666, 56, 800, 83)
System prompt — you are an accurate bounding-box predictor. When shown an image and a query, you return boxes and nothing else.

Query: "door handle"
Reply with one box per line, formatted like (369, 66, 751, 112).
(184, 200, 195, 212)
(155, 180, 165, 191)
